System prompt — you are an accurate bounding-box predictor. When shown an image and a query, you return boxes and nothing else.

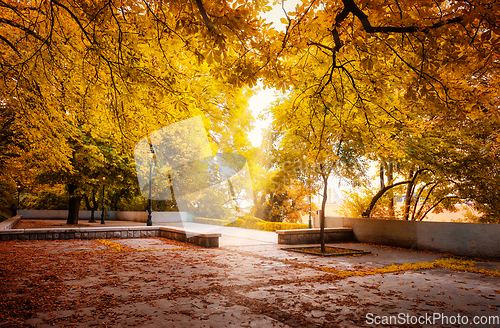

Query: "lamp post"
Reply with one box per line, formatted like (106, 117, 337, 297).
(308, 194, 312, 229)
(100, 176, 106, 224)
(147, 144, 156, 226)
(16, 181, 21, 212)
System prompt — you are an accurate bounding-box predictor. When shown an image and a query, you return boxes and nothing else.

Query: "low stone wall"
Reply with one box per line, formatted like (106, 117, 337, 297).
(0, 225, 220, 248)
(0, 215, 22, 230)
(277, 228, 354, 245)
(318, 214, 500, 258)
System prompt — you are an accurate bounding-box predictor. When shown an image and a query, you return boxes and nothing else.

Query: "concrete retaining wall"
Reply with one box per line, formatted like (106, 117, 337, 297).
(18, 210, 194, 223)
(18, 210, 117, 220)
(0, 225, 220, 248)
(277, 228, 354, 245)
(317, 213, 500, 258)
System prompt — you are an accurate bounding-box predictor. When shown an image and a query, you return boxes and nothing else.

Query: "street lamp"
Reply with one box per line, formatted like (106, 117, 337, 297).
(101, 176, 106, 224)
(16, 181, 21, 213)
(147, 144, 156, 226)
(308, 194, 312, 229)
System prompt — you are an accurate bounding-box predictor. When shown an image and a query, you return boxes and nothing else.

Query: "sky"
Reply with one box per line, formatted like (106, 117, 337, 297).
(247, 0, 301, 147)
(247, 82, 278, 147)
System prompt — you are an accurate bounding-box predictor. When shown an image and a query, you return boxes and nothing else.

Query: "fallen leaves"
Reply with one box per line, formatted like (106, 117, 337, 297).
(1, 238, 499, 328)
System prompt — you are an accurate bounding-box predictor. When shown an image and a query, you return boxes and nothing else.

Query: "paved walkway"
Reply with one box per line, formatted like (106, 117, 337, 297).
(14, 219, 279, 247)
(157, 222, 278, 247)
(3, 220, 499, 327)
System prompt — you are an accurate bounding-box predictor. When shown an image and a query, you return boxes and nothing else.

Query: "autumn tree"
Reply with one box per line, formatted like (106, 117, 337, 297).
(0, 0, 266, 221)
(402, 118, 500, 221)
(268, 90, 368, 251)
(260, 0, 499, 225)
(358, 116, 500, 221)
(252, 143, 319, 223)
(260, 0, 499, 154)
(264, 0, 500, 128)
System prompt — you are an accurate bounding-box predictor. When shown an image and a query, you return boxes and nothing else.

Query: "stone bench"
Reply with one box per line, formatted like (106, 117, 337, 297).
(276, 227, 354, 245)
(0, 226, 220, 248)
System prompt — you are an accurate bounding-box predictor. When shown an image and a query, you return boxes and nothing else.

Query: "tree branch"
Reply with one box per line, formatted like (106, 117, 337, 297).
(420, 196, 460, 221)
(340, 0, 462, 34)
(193, 0, 214, 31)
(362, 180, 412, 217)
(362, 168, 430, 217)
(50, 0, 94, 45)
(0, 34, 21, 57)
(0, 18, 44, 42)
(411, 182, 438, 221)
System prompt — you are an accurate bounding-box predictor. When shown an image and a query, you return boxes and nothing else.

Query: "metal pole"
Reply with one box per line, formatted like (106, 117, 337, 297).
(15, 182, 21, 212)
(101, 178, 106, 224)
(147, 163, 153, 226)
(308, 194, 312, 228)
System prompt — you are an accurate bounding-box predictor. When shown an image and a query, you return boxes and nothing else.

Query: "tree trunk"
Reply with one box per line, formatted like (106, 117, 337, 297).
(67, 183, 81, 225)
(320, 174, 328, 254)
(83, 192, 97, 222)
(403, 170, 414, 220)
(387, 162, 394, 218)
(362, 180, 412, 218)
(168, 171, 178, 211)
(379, 163, 385, 190)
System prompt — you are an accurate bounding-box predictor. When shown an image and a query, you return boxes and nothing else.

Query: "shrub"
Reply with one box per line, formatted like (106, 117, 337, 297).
(261, 222, 308, 232)
(229, 215, 265, 230)
(193, 215, 309, 232)
(193, 217, 230, 226)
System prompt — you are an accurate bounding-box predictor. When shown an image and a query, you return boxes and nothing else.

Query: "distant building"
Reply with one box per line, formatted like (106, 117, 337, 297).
(313, 176, 344, 206)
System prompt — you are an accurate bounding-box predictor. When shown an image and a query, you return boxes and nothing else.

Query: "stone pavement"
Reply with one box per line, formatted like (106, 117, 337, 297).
(158, 222, 279, 246)
(1, 223, 499, 327)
